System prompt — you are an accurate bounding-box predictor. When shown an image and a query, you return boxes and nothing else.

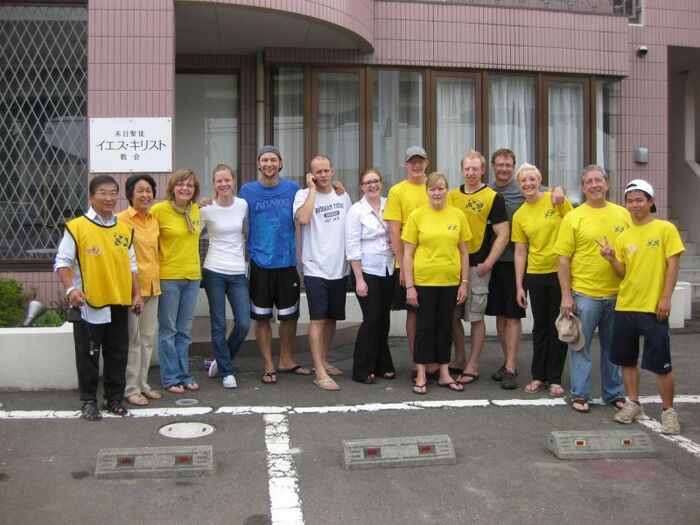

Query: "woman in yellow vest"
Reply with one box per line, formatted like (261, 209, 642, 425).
(117, 174, 162, 405)
(151, 169, 202, 394)
(402, 172, 472, 395)
(512, 163, 573, 398)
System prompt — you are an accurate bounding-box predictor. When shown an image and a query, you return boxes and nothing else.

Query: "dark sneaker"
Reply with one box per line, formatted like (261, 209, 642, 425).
(81, 400, 102, 421)
(102, 400, 128, 416)
(501, 370, 518, 390)
(491, 364, 507, 382)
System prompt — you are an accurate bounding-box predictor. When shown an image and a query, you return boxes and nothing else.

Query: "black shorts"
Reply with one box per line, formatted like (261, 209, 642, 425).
(304, 276, 347, 321)
(611, 311, 672, 374)
(390, 268, 417, 312)
(248, 261, 300, 321)
(485, 261, 526, 319)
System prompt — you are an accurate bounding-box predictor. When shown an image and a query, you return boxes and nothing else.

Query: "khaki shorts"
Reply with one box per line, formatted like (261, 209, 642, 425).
(453, 266, 491, 322)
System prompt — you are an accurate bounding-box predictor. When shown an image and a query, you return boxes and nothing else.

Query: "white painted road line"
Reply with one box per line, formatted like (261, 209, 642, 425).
(637, 417, 700, 460)
(2, 394, 700, 420)
(263, 414, 304, 525)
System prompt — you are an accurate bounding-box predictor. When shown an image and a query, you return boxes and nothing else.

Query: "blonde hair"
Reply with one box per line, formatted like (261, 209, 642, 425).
(515, 163, 542, 182)
(425, 172, 449, 190)
(461, 149, 487, 173)
(212, 164, 236, 197)
(166, 169, 200, 202)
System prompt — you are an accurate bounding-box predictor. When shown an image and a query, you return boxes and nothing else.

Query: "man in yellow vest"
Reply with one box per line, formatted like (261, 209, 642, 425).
(55, 175, 143, 421)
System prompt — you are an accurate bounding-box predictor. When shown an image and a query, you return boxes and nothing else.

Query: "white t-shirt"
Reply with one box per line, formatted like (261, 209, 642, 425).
(199, 198, 248, 275)
(293, 188, 352, 279)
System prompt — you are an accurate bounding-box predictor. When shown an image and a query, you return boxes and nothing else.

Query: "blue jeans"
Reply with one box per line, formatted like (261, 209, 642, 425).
(570, 293, 624, 403)
(202, 269, 251, 376)
(158, 279, 200, 388)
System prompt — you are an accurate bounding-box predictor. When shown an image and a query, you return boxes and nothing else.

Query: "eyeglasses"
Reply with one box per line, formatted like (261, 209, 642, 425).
(174, 182, 195, 189)
(494, 162, 513, 169)
(362, 179, 381, 186)
(95, 191, 118, 198)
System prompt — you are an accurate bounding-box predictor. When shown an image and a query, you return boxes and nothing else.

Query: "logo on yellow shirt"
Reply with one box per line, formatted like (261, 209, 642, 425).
(86, 246, 102, 256)
(647, 239, 660, 248)
(614, 225, 626, 233)
(447, 224, 458, 231)
(466, 199, 484, 213)
(544, 210, 558, 219)
(113, 233, 130, 248)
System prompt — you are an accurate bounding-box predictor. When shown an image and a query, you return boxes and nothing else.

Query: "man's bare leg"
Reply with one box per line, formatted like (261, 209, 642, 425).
(621, 366, 641, 401)
(656, 371, 675, 410)
(320, 319, 337, 369)
(310, 319, 329, 381)
(464, 320, 486, 376)
(503, 317, 521, 373)
(255, 319, 275, 375)
(450, 319, 467, 371)
(278, 318, 306, 371)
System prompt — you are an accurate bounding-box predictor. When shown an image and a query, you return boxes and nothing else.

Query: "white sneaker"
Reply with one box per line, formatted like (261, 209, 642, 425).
(614, 400, 644, 424)
(661, 408, 680, 435)
(222, 375, 237, 389)
(207, 359, 218, 378)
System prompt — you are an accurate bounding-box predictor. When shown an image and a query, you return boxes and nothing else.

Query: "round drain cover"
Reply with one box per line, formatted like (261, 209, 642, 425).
(159, 422, 215, 439)
(174, 398, 199, 406)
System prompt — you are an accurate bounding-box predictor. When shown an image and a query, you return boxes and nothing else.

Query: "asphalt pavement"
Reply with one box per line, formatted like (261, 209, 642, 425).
(1, 328, 699, 525)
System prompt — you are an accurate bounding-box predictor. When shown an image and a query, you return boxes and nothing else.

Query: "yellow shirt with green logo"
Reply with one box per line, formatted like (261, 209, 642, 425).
(553, 202, 631, 297)
(614, 219, 685, 313)
(401, 205, 472, 286)
(512, 192, 573, 274)
(65, 216, 133, 307)
(449, 185, 500, 256)
(151, 201, 201, 280)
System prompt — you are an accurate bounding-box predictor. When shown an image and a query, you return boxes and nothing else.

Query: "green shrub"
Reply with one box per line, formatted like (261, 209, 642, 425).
(0, 279, 28, 327)
(34, 309, 67, 327)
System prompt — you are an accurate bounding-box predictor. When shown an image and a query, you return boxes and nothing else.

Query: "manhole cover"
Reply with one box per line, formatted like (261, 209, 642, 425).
(174, 398, 199, 406)
(159, 422, 215, 439)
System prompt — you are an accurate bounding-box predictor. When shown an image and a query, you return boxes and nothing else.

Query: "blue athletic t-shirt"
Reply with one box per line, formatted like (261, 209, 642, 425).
(239, 178, 300, 269)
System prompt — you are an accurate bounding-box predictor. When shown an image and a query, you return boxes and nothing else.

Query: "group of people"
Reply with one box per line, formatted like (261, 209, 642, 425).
(55, 143, 685, 435)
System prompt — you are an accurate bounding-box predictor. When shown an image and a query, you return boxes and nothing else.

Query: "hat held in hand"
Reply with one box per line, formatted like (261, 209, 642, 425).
(555, 312, 584, 351)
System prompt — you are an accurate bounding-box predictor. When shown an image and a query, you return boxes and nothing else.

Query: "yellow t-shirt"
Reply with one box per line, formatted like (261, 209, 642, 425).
(553, 202, 631, 297)
(401, 205, 472, 286)
(449, 185, 500, 255)
(150, 201, 201, 280)
(614, 219, 685, 313)
(511, 192, 573, 274)
(383, 179, 429, 226)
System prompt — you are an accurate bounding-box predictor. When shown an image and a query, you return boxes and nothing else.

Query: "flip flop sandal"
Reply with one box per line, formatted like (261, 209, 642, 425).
(382, 372, 397, 380)
(548, 384, 566, 398)
(524, 381, 546, 394)
(167, 385, 185, 394)
(314, 377, 341, 391)
(412, 383, 427, 395)
(456, 372, 480, 385)
(261, 372, 277, 385)
(438, 381, 464, 392)
(278, 365, 311, 376)
(571, 397, 590, 414)
(608, 398, 626, 410)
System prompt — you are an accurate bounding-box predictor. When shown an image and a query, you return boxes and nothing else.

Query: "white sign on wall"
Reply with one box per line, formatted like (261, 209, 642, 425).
(89, 117, 172, 173)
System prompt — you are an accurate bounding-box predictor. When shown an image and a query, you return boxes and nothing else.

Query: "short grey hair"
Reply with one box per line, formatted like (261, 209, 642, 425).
(580, 164, 608, 183)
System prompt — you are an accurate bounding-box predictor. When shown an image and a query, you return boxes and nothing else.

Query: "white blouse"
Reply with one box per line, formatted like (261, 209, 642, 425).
(345, 196, 394, 277)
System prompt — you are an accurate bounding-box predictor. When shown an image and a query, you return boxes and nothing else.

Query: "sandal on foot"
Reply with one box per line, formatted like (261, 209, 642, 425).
(382, 371, 397, 380)
(126, 393, 149, 406)
(571, 397, 590, 414)
(314, 377, 341, 391)
(167, 385, 185, 394)
(608, 397, 626, 410)
(548, 384, 566, 398)
(185, 383, 200, 391)
(278, 365, 312, 376)
(412, 383, 427, 395)
(438, 381, 464, 392)
(456, 372, 480, 385)
(524, 380, 546, 394)
(142, 390, 162, 400)
(261, 372, 277, 385)
(324, 365, 343, 376)
(81, 400, 102, 421)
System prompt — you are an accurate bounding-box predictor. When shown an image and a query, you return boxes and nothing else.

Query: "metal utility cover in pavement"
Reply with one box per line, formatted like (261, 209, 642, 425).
(95, 445, 213, 479)
(548, 430, 656, 460)
(343, 435, 455, 470)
